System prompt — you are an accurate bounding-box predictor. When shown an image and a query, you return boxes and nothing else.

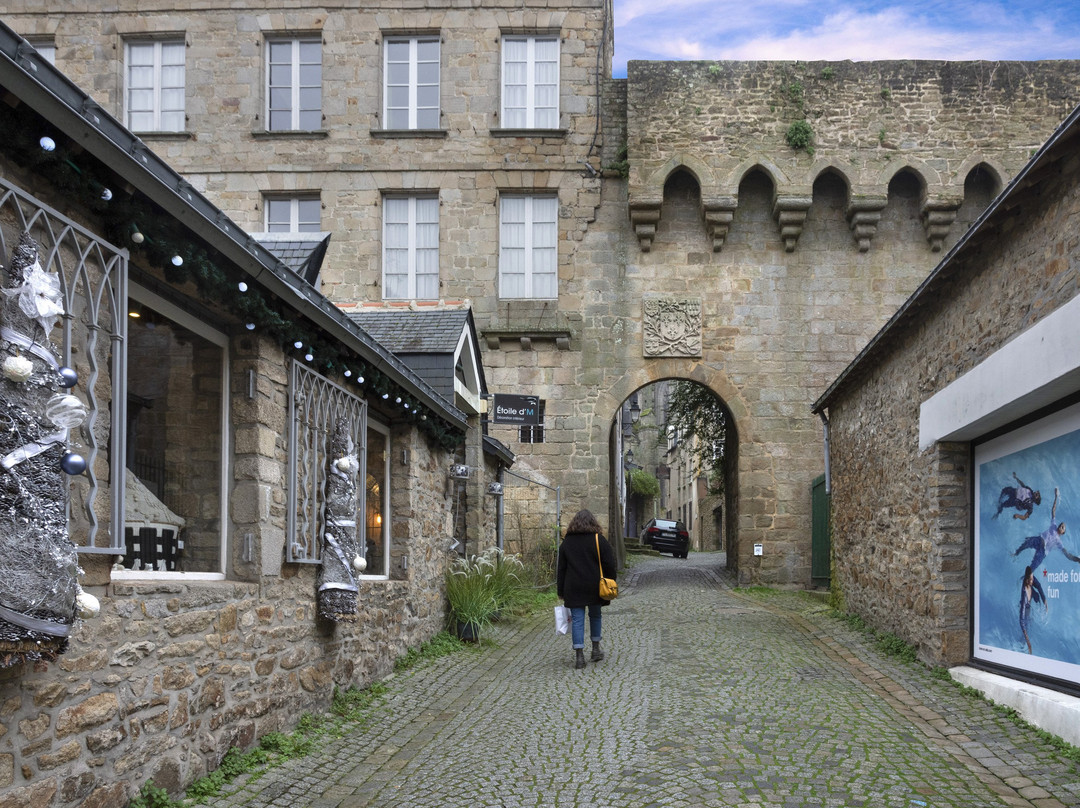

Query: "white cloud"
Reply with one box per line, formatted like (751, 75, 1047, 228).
(612, 0, 1080, 76)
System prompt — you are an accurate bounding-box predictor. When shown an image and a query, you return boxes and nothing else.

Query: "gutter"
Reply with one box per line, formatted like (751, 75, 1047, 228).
(0, 25, 466, 432)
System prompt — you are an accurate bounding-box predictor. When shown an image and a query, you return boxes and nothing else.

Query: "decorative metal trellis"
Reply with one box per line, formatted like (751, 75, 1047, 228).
(287, 359, 367, 563)
(0, 176, 128, 553)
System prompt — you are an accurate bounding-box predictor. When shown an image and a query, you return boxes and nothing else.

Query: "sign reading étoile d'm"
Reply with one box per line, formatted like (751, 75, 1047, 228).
(490, 394, 540, 425)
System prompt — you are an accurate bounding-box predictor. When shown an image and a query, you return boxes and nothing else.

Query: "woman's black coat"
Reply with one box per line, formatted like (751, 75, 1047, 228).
(557, 531, 617, 608)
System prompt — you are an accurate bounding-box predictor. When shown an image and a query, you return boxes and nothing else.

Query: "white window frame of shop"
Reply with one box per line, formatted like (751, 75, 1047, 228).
(265, 37, 322, 131)
(383, 36, 441, 130)
(112, 283, 230, 581)
(265, 195, 322, 232)
(498, 194, 558, 299)
(124, 39, 186, 133)
(382, 195, 439, 300)
(501, 35, 559, 129)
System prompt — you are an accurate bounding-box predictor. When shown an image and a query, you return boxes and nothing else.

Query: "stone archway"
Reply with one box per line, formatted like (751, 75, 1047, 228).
(597, 361, 763, 581)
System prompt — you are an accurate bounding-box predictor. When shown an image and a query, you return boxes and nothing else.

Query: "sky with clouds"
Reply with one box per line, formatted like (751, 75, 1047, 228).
(612, 0, 1080, 77)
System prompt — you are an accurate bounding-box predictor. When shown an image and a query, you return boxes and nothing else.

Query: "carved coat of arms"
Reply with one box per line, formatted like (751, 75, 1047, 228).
(643, 298, 702, 357)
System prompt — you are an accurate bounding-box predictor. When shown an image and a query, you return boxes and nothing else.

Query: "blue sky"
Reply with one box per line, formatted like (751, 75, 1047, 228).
(613, 0, 1080, 77)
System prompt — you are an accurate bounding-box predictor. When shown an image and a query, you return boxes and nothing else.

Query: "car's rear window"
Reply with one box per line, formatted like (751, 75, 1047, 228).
(653, 520, 678, 529)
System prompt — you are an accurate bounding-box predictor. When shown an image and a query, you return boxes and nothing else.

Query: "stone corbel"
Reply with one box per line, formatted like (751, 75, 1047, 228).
(846, 196, 887, 252)
(772, 195, 812, 252)
(921, 197, 961, 253)
(628, 197, 662, 252)
(701, 197, 737, 252)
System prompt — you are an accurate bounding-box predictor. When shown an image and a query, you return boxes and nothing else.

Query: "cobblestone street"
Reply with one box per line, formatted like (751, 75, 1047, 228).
(220, 554, 1080, 808)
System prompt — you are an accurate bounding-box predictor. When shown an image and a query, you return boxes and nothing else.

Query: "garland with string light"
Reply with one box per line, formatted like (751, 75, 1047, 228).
(0, 95, 464, 450)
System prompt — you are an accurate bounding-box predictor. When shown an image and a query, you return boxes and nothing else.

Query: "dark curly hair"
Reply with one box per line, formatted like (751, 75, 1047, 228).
(566, 508, 603, 535)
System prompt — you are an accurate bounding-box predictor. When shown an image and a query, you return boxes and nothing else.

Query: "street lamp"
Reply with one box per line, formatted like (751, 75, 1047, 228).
(629, 397, 641, 423)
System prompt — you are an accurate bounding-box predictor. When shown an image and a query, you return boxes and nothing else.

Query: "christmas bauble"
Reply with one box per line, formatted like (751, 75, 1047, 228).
(61, 452, 87, 475)
(353, 555, 367, 572)
(2, 354, 34, 383)
(58, 366, 78, 388)
(46, 394, 88, 429)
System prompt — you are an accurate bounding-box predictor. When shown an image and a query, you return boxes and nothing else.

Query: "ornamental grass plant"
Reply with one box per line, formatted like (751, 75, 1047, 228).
(445, 549, 528, 639)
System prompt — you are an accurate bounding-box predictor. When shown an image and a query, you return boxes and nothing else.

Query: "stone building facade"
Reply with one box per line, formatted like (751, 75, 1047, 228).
(814, 104, 1080, 669)
(0, 26, 516, 806)
(6, 3, 1080, 589)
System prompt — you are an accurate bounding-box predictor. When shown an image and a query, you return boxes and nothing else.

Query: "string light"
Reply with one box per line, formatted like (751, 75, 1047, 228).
(12, 106, 466, 451)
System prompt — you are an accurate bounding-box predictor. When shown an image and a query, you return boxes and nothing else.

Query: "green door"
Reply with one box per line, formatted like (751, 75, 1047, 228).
(811, 474, 830, 588)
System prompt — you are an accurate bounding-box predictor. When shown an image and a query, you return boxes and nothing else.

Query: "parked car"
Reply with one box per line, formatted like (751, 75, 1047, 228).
(641, 518, 690, 558)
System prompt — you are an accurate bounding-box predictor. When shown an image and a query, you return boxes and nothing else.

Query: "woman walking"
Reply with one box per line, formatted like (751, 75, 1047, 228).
(557, 508, 618, 669)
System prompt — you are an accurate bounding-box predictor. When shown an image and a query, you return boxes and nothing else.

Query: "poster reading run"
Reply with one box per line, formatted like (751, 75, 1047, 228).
(974, 401, 1080, 687)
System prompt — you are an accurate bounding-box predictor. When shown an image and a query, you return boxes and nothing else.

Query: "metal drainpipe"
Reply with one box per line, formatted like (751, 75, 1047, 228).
(818, 410, 831, 495)
(496, 466, 505, 552)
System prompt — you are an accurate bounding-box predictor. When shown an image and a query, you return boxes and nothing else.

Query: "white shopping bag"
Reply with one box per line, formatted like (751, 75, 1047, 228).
(554, 605, 570, 635)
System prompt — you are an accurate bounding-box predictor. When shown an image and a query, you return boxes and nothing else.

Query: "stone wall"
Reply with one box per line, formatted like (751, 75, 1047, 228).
(824, 135, 1080, 665)
(6, 5, 1080, 591)
(0, 157, 463, 806)
(0, 345, 458, 806)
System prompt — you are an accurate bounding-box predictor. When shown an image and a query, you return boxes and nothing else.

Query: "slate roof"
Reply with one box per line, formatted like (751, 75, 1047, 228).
(349, 308, 471, 355)
(253, 232, 331, 284)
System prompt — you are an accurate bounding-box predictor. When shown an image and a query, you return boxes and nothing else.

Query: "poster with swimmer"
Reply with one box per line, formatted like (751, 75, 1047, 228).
(974, 400, 1080, 687)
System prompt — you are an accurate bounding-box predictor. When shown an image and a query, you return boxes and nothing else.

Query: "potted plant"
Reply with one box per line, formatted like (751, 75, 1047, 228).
(444, 549, 528, 639)
(445, 558, 498, 641)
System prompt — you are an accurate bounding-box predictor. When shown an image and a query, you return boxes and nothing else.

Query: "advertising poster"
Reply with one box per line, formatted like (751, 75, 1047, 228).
(974, 402, 1080, 686)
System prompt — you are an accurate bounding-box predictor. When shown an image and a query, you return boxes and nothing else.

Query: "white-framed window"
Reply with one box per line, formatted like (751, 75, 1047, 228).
(114, 284, 229, 580)
(384, 36, 440, 130)
(499, 194, 558, 299)
(265, 195, 321, 232)
(383, 195, 439, 300)
(501, 35, 559, 129)
(266, 37, 322, 131)
(125, 39, 185, 132)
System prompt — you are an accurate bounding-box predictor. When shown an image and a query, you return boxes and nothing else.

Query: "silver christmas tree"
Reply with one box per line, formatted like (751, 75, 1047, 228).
(317, 419, 361, 622)
(0, 231, 79, 666)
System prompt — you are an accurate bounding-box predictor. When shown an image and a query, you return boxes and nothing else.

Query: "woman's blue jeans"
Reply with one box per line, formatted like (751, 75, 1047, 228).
(570, 605, 602, 649)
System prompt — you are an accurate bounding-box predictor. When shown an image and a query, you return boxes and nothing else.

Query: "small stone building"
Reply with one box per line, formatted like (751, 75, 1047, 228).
(0, 27, 506, 807)
(814, 102, 1080, 685)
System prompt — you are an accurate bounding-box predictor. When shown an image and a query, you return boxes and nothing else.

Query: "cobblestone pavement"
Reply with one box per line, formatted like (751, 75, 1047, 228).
(220, 554, 1080, 808)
